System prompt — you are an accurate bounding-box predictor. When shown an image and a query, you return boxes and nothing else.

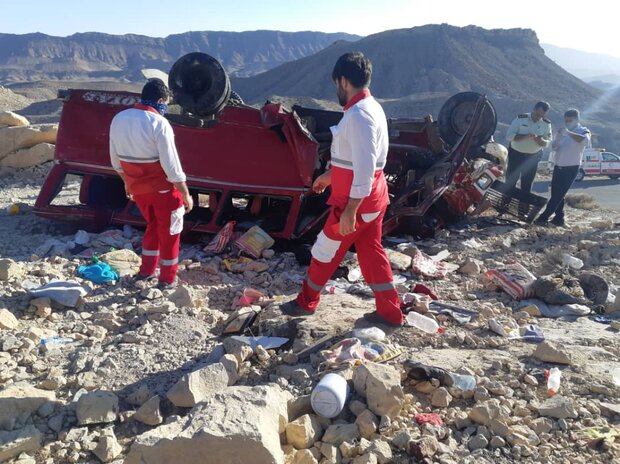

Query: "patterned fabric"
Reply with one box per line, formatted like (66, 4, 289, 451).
(140, 99, 168, 116)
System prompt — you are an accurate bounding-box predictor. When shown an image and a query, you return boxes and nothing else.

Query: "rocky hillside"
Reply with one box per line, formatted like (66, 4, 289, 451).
(234, 25, 620, 151)
(0, 30, 359, 83)
(234, 25, 599, 118)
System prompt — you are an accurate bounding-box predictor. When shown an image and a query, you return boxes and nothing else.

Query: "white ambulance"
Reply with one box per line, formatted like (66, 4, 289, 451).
(580, 148, 620, 181)
(544, 148, 620, 181)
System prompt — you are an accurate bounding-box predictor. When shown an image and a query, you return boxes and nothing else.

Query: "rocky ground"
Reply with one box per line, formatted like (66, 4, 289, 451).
(0, 162, 619, 464)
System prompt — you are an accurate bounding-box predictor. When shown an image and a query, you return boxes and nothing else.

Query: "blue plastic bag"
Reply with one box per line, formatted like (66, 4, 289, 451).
(77, 262, 119, 283)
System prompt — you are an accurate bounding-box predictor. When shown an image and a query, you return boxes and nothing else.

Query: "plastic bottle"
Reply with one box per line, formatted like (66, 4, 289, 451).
(546, 367, 562, 395)
(406, 312, 444, 334)
(561, 253, 584, 270)
(451, 373, 477, 391)
(612, 367, 620, 386)
(311, 373, 349, 418)
(40, 336, 76, 349)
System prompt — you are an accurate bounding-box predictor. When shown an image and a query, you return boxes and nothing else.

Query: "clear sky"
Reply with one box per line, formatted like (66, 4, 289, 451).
(2, 0, 619, 58)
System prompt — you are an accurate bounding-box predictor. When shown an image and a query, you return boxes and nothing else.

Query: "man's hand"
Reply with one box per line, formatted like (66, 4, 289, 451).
(339, 208, 356, 236)
(339, 197, 362, 236)
(533, 135, 546, 147)
(124, 184, 133, 201)
(312, 171, 332, 194)
(183, 194, 194, 214)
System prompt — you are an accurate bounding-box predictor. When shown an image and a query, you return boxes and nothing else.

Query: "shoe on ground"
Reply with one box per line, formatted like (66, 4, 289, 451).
(361, 312, 403, 328)
(135, 272, 157, 282)
(533, 218, 549, 226)
(403, 360, 455, 386)
(157, 278, 179, 291)
(551, 218, 567, 227)
(280, 300, 314, 318)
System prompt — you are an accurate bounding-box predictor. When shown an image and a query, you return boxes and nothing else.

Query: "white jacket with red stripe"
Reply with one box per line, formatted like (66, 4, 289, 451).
(109, 106, 186, 195)
(328, 94, 389, 214)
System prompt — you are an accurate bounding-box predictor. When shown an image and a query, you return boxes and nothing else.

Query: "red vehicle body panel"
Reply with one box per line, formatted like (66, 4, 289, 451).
(35, 89, 488, 240)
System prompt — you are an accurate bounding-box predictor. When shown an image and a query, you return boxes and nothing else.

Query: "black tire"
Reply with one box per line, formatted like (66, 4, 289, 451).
(575, 169, 585, 182)
(168, 52, 231, 117)
(609, 174, 620, 180)
(438, 92, 497, 147)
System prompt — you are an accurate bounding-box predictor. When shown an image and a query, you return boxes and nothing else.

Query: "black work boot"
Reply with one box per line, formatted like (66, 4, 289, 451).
(280, 300, 314, 318)
(551, 217, 567, 227)
(361, 312, 403, 328)
(533, 216, 549, 226)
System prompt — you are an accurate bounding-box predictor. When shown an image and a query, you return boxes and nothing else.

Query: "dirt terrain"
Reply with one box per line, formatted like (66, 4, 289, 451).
(0, 160, 618, 464)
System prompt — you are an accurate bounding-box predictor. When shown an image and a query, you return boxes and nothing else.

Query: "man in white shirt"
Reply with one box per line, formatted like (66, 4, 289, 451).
(535, 108, 591, 227)
(109, 79, 193, 288)
(505, 101, 552, 193)
(280, 52, 403, 326)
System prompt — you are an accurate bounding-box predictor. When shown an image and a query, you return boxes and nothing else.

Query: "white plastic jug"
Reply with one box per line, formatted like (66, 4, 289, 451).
(311, 373, 349, 418)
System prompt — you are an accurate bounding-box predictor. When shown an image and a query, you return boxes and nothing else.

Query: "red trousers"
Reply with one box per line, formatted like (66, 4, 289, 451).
(296, 206, 403, 325)
(133, 190, 184, 284)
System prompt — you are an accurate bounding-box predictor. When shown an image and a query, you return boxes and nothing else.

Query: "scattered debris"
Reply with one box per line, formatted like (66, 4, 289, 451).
(0, 162, 619, 463)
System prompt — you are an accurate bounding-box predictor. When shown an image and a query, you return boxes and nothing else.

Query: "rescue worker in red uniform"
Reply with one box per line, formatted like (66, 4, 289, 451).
(281, 52, 404, 326)
(109, 79, 193, 289)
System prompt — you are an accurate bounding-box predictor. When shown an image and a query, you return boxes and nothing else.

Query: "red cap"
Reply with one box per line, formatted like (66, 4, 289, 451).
(437, 327, 444, 334)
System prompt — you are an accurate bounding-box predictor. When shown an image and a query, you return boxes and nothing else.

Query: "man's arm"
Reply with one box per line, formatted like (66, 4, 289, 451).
(566, 130, 588, 143)
(534, 124, 552, 147)
(341, 112, 377, 235)
(506, 118, 533, 142)
(156, 121, 193, 212)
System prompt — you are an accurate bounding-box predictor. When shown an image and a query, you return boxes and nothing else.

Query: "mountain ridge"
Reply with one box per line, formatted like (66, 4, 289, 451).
(0, 30, 360, 83)
(234, 25, 597, 106)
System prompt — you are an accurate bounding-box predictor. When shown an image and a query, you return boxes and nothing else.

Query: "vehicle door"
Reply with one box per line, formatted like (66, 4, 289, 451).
(601, 152, 620, 174)
(582, 150, 601, 175)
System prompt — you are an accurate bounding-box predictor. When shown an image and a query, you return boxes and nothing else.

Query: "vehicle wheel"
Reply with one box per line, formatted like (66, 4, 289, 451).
(438, 92, 497, 147)
(609, 174, 620, 180)
(575, 169, 585, 182)
(168, 52, 231, 117)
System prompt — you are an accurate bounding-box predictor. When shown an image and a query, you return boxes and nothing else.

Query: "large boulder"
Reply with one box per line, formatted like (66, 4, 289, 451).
(0, 124, 57, 158)
(0, 384, 57, 430)
(166, 362, 230, 408)
(353, 363, 404, 419)
(75, 390, 119, 425)
(537, 396, 578, 419)
(0, 111, 29, 127)
(468, 399, 510, 426)
(285, 414, 323, 449)
(0, 426, 43, 462)
(93, 428, 123, 463)
(134, 396, 163, 426)
(532, 341, 572, 365)
(126, 385, 292, 464)
(0, 259, 24, 281)
(0, 142, 55, 168)
(385, 249, 412, 271)
(0, 309, 19, 331)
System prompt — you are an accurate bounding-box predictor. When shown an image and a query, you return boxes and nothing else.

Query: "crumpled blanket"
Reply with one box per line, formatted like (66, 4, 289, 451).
(29, 280, 88, 307)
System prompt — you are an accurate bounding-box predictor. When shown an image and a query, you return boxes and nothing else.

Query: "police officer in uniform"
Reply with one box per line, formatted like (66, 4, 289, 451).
(505, 101, 552, 193)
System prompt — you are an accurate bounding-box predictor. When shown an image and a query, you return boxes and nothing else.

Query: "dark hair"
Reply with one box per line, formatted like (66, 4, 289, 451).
(534, 101, 550, 112)
(331, 52, 372, 88)
(141, 79, 171, 102)
(564, 108, 580, 119)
